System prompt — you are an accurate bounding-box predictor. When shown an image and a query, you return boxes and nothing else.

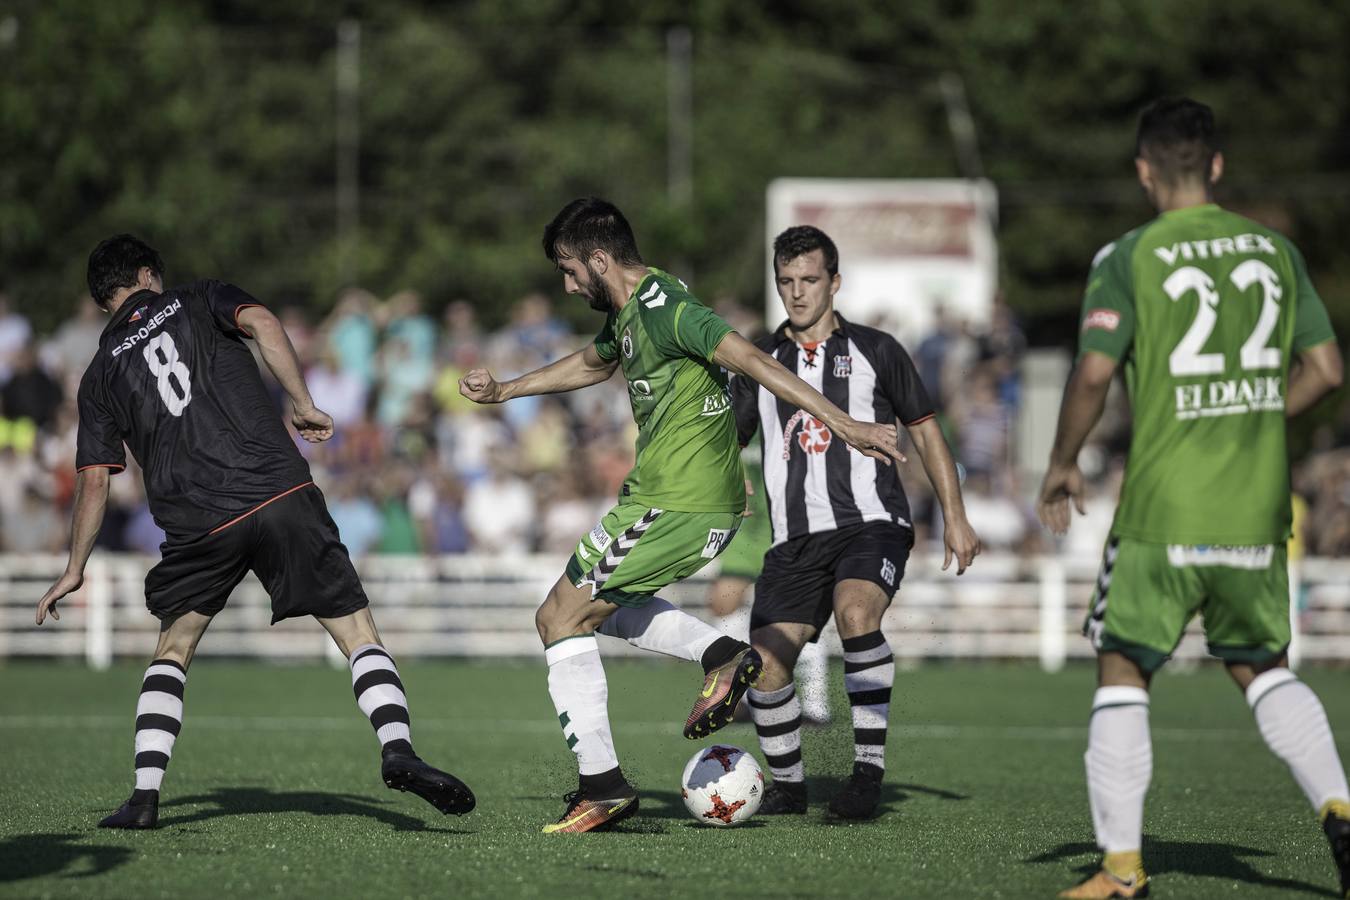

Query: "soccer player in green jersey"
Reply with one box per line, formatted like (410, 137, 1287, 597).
(459, 198, 904, 833)
(1037, 98, 1350, 899)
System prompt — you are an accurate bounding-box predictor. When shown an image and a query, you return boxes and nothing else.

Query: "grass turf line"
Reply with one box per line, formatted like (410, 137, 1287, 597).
(0, 659, 1346, 899)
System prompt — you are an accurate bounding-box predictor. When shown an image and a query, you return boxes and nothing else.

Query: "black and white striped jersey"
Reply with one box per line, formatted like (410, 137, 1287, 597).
(732, 315, 935, 546)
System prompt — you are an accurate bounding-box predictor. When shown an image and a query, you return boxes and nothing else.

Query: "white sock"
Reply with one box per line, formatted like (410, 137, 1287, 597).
(749, 683, 804, 783)
(1085, 686, 1152, 854)
(596, 597, 720, 664)
(796, 640, 831, 722)
(545, 636, 619, 775)
(1247, 668, 1350, 812)
(714, 607, 751, 643)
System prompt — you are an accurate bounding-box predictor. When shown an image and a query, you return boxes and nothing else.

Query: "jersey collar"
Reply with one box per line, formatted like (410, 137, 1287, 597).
(1158, 202, 1221, 219)
(771, 312, 849, 347)
(104, 288, 162, 335)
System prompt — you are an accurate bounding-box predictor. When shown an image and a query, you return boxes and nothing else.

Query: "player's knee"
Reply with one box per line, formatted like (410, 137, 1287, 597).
(835, 603, 882, 638)
(750, 628, 801, 687)
(1097, 650, 1151, 689)
(536, 583, 588, 644)
(1225, 654, 1288, 693)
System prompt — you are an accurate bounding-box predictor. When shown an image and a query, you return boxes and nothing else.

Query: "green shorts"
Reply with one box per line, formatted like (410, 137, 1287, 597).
(1084, 535, 1290, 674)
(564, 503, 742, 607)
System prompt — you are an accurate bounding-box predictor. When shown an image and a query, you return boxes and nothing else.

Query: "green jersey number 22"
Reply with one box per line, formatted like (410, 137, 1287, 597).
(1166, 260, 1282, 377)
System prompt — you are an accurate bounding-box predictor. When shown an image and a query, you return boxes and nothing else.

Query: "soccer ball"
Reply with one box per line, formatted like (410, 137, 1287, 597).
(680, 745, 763, 826)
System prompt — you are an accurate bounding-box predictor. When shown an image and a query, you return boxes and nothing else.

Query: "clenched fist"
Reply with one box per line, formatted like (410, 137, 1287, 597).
(459, 369, 505, 404)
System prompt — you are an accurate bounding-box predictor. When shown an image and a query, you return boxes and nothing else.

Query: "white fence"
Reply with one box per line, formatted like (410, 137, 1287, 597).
(2, 553, 1348, 670)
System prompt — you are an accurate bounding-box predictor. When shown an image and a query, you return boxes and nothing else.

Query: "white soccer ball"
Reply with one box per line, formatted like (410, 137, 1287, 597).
(680, 744, 763, 827)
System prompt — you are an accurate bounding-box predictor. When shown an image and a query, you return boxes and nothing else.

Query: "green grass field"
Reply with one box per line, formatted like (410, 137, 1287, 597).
(1, 658, 1346, 899)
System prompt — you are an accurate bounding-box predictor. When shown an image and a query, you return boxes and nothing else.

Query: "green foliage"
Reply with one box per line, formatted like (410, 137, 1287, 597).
(2, 1, 1347, 338)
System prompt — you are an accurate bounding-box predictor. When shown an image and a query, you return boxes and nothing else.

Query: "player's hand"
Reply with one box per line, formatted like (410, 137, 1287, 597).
(741, 478, 754, 518)
(459, 368, 505, 404)
(292, 404, 334, 443)
(942, 516, 981, 575)
(36, 570, 83, 625)
(1037, 462, 1086, 535)
(837, 419, 907, 466)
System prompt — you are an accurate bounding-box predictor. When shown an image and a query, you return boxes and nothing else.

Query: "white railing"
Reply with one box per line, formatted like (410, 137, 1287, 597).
(1, 553, 1347, 669)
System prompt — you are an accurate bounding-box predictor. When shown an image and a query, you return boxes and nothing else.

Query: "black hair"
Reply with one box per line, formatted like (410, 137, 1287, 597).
(1135, 97, 1218, 185)
(87, 234, 165, 308)
(542, 198, 642, 267)
(772, 225, 838, 277)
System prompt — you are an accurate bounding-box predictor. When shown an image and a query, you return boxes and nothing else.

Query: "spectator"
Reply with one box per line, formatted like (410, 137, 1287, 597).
(0, 291, 32, 383)
(3, 345, 65, 429)
(463, 460, 535, 555)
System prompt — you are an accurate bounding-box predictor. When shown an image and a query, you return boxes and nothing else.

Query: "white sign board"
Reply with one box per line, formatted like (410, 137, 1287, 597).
(765, 179, 999, 345)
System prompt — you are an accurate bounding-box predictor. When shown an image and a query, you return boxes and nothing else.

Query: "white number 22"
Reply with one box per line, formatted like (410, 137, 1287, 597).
(143, 332, 193, 416)
(1165, 260, 1282, 377)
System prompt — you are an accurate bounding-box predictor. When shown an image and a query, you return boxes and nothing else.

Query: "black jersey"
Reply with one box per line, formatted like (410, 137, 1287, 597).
(75, 280, 313, 544)
(732, 314, 935, 546)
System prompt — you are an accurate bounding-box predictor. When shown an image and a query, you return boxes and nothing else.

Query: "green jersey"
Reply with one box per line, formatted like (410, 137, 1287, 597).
(593, 268, 745, 514)
(1079, 203, 1335, 545)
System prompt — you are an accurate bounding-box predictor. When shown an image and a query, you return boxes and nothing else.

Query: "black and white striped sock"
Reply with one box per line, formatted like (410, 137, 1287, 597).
(843, 631, 894, 775)
(749, 683, 804, 783)
(349, 644, 413, 756)
(133, 658, 187, 794)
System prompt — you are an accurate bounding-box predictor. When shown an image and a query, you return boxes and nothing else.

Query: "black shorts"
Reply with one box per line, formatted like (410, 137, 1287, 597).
(144, 483, 369, 625)
(751, 521, 913, 641)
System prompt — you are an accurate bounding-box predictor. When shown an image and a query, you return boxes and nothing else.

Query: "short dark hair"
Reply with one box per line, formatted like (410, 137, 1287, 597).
(87, 234, 165, 308)
(542, 198, 642, 267)
(1136, 97, 1217, 185)
(773, 225, 838, 277)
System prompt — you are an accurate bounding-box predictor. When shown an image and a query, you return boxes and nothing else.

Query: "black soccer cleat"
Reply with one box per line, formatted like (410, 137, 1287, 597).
(99, 789, 159, 829)
(684, 646, 763, 740)
(828, 763, 883, 820)
(758, 780, 808, 815)
(381, 749, 476, 816)
(1324, 802, 1350, 899)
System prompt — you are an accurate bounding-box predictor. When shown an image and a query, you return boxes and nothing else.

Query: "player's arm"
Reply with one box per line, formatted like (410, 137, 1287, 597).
(459, 343, 618, 403)
(1036, 350, 1117, 535)
(237, 306, 333, 443)
(712, 332, 905, 466)
(906, 417, 981, 574)
(36, 467, 111, 625)
(1286, 341, 1344, 418)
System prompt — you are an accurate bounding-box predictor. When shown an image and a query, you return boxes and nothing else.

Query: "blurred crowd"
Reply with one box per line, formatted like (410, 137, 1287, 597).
(0, 286, 1347, 561)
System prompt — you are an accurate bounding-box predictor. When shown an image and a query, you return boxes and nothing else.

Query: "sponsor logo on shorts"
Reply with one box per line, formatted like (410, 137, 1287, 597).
(702, 527, 732, 559)
(1166, 544, 1274, 570)
(880, 558, 896, 587)
(1082, 308, 1120, 333)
